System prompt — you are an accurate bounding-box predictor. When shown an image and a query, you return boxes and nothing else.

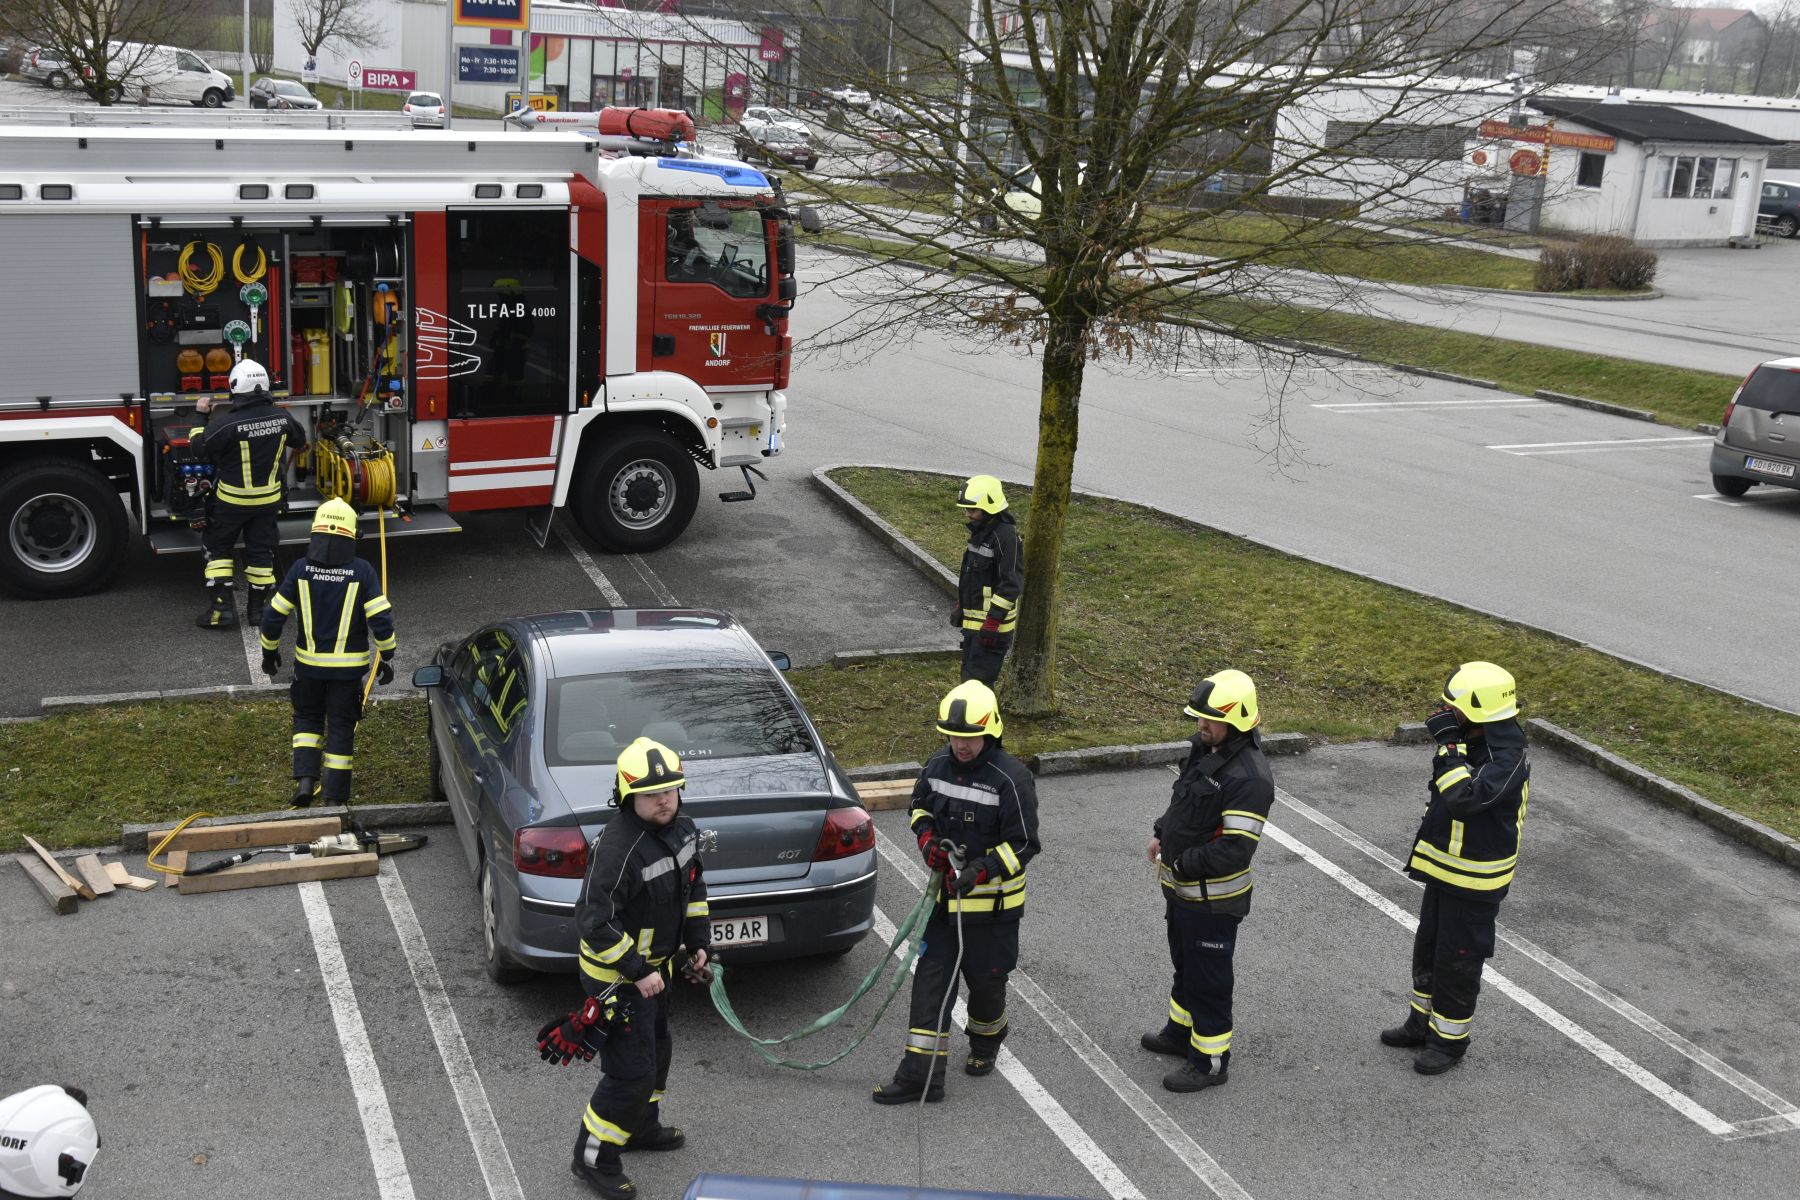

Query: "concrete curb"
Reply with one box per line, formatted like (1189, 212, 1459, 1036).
(1434, 283, 1665, 302)
(810, 469, 959, 597)
(1394, 365, 1498, 389)
(40, 686, 423, 716)
(831, 647, 958, 669)
(121, 802, 451, 852)
(1526, 718, 1800, 872)
(846, 762, 924, 783)
(1532, 390, 1658, 423)
(1031, 732, 1312, 776)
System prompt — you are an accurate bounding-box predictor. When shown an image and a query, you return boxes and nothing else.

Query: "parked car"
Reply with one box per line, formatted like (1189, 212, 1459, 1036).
(735, 118, 818, 170)
(1760, 176, 1800, 238)
(978, 163, 1087, 229)
(22, 47, 73, 89)
(248, 77, 322, 110)
(742, 105, 811, 140)
(823, 85, 871, 110)
(413, 608, 878, 981)
(105, 42, 234, 107)
(403, 91, 446, 128)
(0, 41, 25, 75)
(1710, 357, 1800, 496)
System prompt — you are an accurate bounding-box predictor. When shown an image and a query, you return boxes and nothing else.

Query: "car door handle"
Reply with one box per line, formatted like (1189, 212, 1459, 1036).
(472, 769, 486, 784)
(448, 721, 462, 735)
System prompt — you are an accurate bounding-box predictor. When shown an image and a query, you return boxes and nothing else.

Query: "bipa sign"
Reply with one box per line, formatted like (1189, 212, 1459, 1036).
(364, 68, 417, 92)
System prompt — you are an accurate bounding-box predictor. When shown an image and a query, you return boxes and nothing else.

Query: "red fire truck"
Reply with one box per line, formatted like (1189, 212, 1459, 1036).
(0, 113, 810, 598)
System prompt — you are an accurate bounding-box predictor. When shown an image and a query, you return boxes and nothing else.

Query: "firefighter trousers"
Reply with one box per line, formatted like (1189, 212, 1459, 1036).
(895, 915, 1019, 1084)
(202, 500, 280, 588)
(574, 990, 673, 1174)
(1408, 885, 1499, 1057)
(959, 631, 1012, 686)
(1159, 903, 1241, 1073)
(291, 676, 363, 802)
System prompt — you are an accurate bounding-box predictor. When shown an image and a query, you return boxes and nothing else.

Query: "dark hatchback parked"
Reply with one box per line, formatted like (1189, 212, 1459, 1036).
(415, 609, 877, 981)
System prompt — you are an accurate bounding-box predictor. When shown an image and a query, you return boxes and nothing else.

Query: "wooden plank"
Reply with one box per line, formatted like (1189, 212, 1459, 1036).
(72, 855, 116, 897)
(104, 862, 158, 891)
(22, 835, 95, 900)
(163, 850, 187, 888)
(177, 852, 377, 895)
(856, 780, 917, 812)
(149, 817, 341, 853)
(18, 856, 78, 915)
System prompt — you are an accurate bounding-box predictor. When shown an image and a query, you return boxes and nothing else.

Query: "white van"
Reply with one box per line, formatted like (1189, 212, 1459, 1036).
(110, 42, 235, 108)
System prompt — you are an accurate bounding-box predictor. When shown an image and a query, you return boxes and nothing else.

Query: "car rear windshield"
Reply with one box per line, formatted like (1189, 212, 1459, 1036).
(1738, 365, 1800, 412)
(410, 93, 442, 105)
(547, 668, 816, 766)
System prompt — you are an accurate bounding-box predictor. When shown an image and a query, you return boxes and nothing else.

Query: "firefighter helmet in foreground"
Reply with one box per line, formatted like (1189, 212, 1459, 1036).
(936, 679, 1004, 739)
(1441, 661, 1518, 724)
(0, 1085, 99, 1198)
(614, 737, 686, 805)
(1184, 669, 1260, 733)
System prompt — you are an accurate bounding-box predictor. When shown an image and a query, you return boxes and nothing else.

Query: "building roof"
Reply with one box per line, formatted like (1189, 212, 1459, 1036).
(1679, 7, 1758, 36)
(1530, 99, 1782, 145)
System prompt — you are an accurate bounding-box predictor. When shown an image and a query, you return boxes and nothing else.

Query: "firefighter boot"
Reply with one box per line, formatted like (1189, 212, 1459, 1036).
(1140, 1029, 1189, 1058)
(1380, 1014, 1431, 1049)
(290, 777, 321, 808)
(621, 1124, 685, 1152)
(1414, 1045, 1465, 1076)
(196, 585, 237, 630)
(871, 1071, 945, 1105)
(246, 584, 273, 625)
(570, 1159, 636, 1200)
(1163, 1053, 1229, 1093)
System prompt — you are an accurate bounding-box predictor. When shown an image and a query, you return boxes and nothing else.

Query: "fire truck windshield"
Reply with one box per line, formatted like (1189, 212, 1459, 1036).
(665, 209, 769, 298)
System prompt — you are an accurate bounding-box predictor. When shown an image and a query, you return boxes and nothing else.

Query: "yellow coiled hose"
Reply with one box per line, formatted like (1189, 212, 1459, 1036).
(311, 436, 397, 510)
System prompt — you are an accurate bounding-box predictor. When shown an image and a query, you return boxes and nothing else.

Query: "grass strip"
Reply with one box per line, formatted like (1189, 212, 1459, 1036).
(0, 699, 429, 852)
(807, 229, 1735, 429)
(787, 468, 1800, 843)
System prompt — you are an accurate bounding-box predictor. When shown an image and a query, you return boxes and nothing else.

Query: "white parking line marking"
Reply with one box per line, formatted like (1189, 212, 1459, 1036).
(1725, 1111, 1800, 1140)
(870, 905, 1146, 1200)
(1258, 805, 1735, 1137)
(1693, 493, 1749, 506)
(1314, 398, 1543, 410)
(1490, 436, 1715, 449)
(299, 879, 418, 1200)
(876, 838, 1254, 1200)
(1275, 787, 1799, 1118)
(553, 519, 625, 606)
(379, 864, 526, 1200)
(624, 554, 679, 606)
(1490, 436, 1713, 456)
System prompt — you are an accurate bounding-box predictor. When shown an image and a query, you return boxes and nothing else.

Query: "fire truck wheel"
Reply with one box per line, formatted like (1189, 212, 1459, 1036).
(0, 459, 127, 599)
(574, 431, 699, 553)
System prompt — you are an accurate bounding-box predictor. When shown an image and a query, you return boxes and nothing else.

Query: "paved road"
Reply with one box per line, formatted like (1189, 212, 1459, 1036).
(5, 737, 1795, 1199)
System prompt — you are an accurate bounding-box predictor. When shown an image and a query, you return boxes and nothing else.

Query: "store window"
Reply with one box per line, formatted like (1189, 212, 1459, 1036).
(1657, 154, 1737, 199)
(1576, 152, 1605, 189)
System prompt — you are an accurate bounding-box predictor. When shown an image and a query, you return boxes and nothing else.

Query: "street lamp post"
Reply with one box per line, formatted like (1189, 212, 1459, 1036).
(241, 0, 250, 103)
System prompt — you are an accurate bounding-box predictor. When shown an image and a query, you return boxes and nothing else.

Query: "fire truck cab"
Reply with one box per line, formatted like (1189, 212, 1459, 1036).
(0, 118, 805, 598)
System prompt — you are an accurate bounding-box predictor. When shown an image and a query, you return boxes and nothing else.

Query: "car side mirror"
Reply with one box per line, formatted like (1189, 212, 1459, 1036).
(768, 651, 792, 671)
(797, 206, 822, 234)
(412, 665, 444, 688)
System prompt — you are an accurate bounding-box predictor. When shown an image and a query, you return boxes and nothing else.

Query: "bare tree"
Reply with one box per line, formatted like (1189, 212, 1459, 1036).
(291, 0, 383, 61)
(0, 0, 206, 104)
(705, 0, 1628, 712)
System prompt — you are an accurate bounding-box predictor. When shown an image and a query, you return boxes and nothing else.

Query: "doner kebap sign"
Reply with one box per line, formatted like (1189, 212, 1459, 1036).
(455, 0, 529, 30)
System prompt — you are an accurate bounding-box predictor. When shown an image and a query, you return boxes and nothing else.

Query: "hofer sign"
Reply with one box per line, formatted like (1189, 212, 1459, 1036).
(363, 68, 417, 92)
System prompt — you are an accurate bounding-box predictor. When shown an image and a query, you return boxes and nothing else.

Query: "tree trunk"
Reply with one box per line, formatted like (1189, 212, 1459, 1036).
(1006, 305, 1090, 716)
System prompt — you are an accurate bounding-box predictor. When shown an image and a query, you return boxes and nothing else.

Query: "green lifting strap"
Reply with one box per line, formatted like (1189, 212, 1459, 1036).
(706, 878, 938, 1070)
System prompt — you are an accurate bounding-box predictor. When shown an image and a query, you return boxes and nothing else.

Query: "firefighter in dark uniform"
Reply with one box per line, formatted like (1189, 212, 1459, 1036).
(1382, 661, 1530, 1075)
(257, 499, 396, 807)
(953, 474, 1023, 686)
(192, 359, 306, 630)
(557, 737, 710, 1199)
(1141, 669, 1274, 1093)
(874, 680, 1040, 1104)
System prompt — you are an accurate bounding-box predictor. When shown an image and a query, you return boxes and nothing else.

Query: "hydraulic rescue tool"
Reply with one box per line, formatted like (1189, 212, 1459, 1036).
(166, 822, 426, 877)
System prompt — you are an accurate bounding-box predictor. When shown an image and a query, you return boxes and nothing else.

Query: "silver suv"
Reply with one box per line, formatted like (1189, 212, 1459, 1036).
(1711, 357, 1800, 496)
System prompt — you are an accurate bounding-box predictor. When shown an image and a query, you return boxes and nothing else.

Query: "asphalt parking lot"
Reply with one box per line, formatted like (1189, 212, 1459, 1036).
(4, 738, 1797, 1199)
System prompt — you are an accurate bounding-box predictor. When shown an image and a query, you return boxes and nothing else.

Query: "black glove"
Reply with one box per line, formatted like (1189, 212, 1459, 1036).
(261, 648, 280, 679)
(1176, 846, 1206, 879)
(1424, 706, 1463, 747)
(948, 863, 989, 896)
(536, 993, 614, 1065)
(950, 604, 963, 629)
(918, 829, 950, 872)
(375, 656, 394, 686)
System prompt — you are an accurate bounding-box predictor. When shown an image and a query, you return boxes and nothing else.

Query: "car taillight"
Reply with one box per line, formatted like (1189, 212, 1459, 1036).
(812, 806, 874, 862)
(1724, 368, 1757, 426)
(515, 827, 589, 877)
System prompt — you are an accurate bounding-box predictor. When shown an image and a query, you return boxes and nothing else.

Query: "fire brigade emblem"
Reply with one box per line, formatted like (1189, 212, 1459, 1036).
(709, 331, 728, 357)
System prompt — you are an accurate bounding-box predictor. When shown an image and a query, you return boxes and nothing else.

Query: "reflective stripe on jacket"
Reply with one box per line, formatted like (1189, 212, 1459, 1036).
(576, 806, 709, 991)
(1407, 718, 1530, 899)
(958, 511, 1023, 632)
(194, 397, 306, 507)
(909, 742, 1040, 921)
(260, 556, 396, 679)
(1154, 730, 1274, 918)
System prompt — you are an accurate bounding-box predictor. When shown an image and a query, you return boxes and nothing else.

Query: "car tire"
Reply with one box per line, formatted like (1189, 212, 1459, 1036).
(1713, 474, 1753, 497)
(1779, 215, 1800, 239)
(482, 857, 532, 984)
(572, 429, 700, 554)
(46, 70, 68, 90)
(200, 88, 224, 109)
(0, 458, 127, 599)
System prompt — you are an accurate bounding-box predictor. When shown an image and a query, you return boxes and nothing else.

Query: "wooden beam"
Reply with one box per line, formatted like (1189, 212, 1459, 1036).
(104, 862, 158, 892)
(22, 836, 95, 900)
(163, 850, 187, 888)
(177, 852, 377, 895)
(149, 817, 341, 853)
(72, 855, 116, 897)
(855, 780, 916, 812)
(18, 856, 78, 915)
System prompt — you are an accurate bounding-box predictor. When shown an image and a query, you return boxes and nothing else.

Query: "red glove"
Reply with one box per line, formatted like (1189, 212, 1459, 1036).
(947, 864, 989, 896)
(918, 830, 950, 872)
(978, 617, 1002, 650)
(536, 993, 614, 1065)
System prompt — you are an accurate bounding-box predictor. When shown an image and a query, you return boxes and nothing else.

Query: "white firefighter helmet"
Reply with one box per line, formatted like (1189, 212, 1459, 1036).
(0, 1086, 99, 1198)
(228, 358, 270, 397)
